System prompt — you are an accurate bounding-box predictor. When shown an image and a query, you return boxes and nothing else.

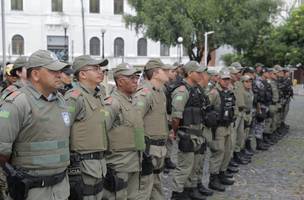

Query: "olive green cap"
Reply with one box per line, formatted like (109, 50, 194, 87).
(164, 64, 178, 70)
(255, 63, 264, 68)
(13, 56, 28, 70)
(227, 66, 240, 74)
(183, 61, 207, 73)
(27, 50, 68, 71)
(113, 63, 140, 77)
(144, 58, 166, 70)
(72, 55, 109, 72)
(241, 75, 252, 82)
(219, 69, 231, 79)
(231, 62, 243, 70)
(207, 68, 219, 76)
(273, 64, 283, 72)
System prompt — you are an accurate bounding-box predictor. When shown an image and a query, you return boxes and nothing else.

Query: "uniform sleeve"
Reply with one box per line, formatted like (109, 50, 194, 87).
(171, 86, 189, 119)
(234, 86, 245, 109)
(133, 89, 152, 118)
(208, 89, 220, 107)
(64, 92, 86, 123)
(0, 100, 26, 156)
(104, 98, 120, 132)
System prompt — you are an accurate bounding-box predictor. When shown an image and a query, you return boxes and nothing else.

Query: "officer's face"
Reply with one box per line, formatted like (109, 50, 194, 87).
(199, 72, 209, 87)
(117, 74, 139, 95)
(189, 71, 202, 84)
(79, 65, 104, 85)
(243, 80, 252, 90)
(155, 68, 169, 84)
(31, 67, 62, 93)
(168, 69, 177, 81)
(219, 78, 231, 89)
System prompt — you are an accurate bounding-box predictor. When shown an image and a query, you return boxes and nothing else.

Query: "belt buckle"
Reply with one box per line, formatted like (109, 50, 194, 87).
(90, 153, 94, 159)
(41, 180, 45, 187)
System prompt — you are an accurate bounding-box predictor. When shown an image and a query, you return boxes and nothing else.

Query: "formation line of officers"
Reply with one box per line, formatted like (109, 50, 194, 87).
(0, 49, 293, 200)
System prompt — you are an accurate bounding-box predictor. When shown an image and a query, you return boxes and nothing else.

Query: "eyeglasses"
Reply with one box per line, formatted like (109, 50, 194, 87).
(120, 75, 139, 81)
(81, 66, 104, 73)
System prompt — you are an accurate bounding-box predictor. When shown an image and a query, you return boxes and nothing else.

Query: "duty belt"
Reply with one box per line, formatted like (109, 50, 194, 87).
(179, 127, 202, 137)
(71, 151, 104, 162)
(145, 138, 167, 146)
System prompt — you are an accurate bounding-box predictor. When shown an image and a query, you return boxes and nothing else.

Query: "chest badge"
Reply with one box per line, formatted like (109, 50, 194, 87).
(61, 112, 71, 126)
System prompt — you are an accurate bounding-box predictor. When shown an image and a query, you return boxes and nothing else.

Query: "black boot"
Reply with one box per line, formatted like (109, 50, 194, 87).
(165, 157, 177, 170)
(263, 134, 274, 145)
(229, 160, 239, 168)
(197, 183, 213, 196)
(233, 152, 249, 165)
(208, 174, 225, 192)
(171, 191, 191, 200)
(245, 139, 255, 154)
(219, 171, 234, 185)
(256, 138, 269, 151)
(227, 165, 239, 173)
(185, 187, 206, 200)
(269, 133, 278, 143)
(223, 170, 234, 178)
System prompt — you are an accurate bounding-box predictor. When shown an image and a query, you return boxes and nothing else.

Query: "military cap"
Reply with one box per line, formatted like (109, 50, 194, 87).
(242, 67, 255, 74)
(183, 61, 207, 73)
(227, 66, 240, 74)
(207, 68, 219, 76)
(113, 63, 140, 77)
(282, 67, 290, 72)
(231, 62, 243, 70)
(27, 50, 68, 71)
(273, 64, 283, 72)
(61, 66, 75, 75)
(72, 55, 108, 72)
(164, 64, 178, 70)
(219, 69, 231, 79)
(144, 58, 167, 70)
(241, 75, 252, 82)
(255, 63, 264, 68)
(13, 56, 28, 70)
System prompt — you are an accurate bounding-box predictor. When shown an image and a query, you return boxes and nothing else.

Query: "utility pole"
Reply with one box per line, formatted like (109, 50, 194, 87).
(1, 0, 6, 75)
(80, 0, 86, 54)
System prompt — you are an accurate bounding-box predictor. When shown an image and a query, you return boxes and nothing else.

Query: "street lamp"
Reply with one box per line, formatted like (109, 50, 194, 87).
(101, 29, 106, 59)
(62, 22, 69, 62)
(177, 36, 183, 64)
(204, 31, 214, 67)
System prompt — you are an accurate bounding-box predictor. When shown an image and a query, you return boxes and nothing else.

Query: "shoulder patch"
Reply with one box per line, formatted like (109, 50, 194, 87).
(71, 90, 81, 98)
(5, 91, 22, 102)
(178, 85, 186, 92)
(209, 89, 217, 96)
(6, 85, 16, 93)
(104, 96, 113, 105)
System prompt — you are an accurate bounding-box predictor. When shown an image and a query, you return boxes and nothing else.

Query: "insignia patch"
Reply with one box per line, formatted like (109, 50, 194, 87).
(142, 88, 150, 94)
(104, 96, 113, 105)
(175, 96, 183, 101)
(67, 106, 75, 113)
(71, 90, 81, 98)
(61, 112, 70, 127)
(178, 86, 186, 92)
(0, 110, 10, 118)
(137, 101, 144, 107)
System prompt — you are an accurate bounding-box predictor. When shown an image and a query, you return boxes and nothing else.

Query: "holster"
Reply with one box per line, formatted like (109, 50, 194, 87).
(195, 142, 207, 155)
(177, 130, 194, 152)
(103, 166, 127, 193)
(141, 152, 153, 176)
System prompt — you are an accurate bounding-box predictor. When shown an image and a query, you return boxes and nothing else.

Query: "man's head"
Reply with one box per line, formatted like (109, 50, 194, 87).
(27, 50, 69, 94)
(207, 69, 219, 83)
(227, 66, 240, 82)
(183, 61, 206, 85)
(72, 55, 108, 87)
(144, 58, 170, 84)
(255, 63, 264, 74)
(241, 75, 252, 90)
(10, 56, 28, 80)
(113, 63, 140, 96)
(219, 70, 231, 89)
(166, 64, 178, 81)
(273, 65, 284, 77)
(60, 66, 74, 85)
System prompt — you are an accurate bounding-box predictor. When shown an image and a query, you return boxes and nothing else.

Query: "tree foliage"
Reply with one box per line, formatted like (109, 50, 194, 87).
(124, 0, 280, 63)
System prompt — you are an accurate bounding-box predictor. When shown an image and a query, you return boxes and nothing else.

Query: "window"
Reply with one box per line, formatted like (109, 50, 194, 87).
(90, 0, 100, 13)
(47, 36, 69, 61)
(52, 0, 63, 12)
(160, 43, 170, 56)
(11, 0, 23, 11)
(90, 37, 100, 56)
(114, 37, 124, 57)
(12, 35, 24, 55)
(114, 0, 124, 15)
(137, 38, 147, 56)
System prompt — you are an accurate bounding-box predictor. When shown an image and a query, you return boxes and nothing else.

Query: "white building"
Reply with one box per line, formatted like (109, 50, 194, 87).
(0, 0, 195, 68)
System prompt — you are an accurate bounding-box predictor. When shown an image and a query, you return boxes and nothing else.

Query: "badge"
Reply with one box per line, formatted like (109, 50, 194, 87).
(61, 112, 70, 126)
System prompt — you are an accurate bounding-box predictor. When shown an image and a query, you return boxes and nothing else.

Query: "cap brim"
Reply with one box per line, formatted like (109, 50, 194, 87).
(195, 66, 207, 73)
(115, 68, 140, 76)
(221, 75, 231, 79)
(44, 61, 69, 71)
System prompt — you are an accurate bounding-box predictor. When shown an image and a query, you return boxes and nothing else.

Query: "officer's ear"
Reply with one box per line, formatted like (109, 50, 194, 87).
(29, 67, 42, 82)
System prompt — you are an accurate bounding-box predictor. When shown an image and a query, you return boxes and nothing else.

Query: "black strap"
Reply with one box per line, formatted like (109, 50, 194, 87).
(179, 127, 202, 137)
(27, 170, 66, 189)
(71, 152, 104, 161)
(83, 179, 103, 196)
(148, 139, 167, 146)
(153, 167, 164, 174)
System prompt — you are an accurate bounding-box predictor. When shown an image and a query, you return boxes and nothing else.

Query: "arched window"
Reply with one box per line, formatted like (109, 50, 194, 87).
(114, 0, 124, 15)
(137, 38, 147, 56)
(114, 37, 124, 57)
(90, 37, 100, 56)
(12, 34, 24, 55)
(160, 43, 170, 56)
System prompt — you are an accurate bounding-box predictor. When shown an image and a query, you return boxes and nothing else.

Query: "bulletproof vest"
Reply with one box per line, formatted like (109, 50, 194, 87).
(143, 87, 169, 139)
(70, 88, 108, 152)
(165, 79, 183, 114)
(108, 94, 145, 152)
(217, 89, 236, 126)
(262, 80, 273, 104)
(181, 83, 204, 126)
(9, 88, 70, 170)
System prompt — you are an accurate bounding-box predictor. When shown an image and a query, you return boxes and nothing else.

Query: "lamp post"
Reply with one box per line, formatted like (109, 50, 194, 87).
(177, 36, 183, 64)
(101, 29, 106, 59)
(204, 31, 214, 67)
(62, 22, 69, 62)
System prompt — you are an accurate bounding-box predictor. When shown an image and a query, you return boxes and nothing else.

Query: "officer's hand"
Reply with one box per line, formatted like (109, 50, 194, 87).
(169, 129, 176, 140)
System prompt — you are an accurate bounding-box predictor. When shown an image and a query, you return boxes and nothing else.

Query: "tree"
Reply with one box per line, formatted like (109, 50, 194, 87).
(124, 0, 281, 64)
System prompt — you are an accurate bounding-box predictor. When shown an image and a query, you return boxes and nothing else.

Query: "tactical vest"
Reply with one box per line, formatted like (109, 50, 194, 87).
(70, 89, 108, 152)
(217, 89, 236, 126)
(9, 88, 70, 170)
(262, 80, 273, 104)
(143, 88, 168, 139)
(108, 95, 145, 152)
(165, 79, 183, 114)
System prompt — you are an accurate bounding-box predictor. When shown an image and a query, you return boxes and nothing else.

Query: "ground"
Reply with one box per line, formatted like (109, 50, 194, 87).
(162, 96, 304, 200)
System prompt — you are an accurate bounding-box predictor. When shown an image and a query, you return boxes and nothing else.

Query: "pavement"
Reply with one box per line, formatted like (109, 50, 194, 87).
(293, 84, 304, 96)
(162, 95, 304, 200)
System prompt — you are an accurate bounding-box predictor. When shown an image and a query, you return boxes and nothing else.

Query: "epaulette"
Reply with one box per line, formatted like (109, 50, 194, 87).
(6, 85, 16, 93)
(178, 85, 186, 92)
(5, 91, 22, 102)
(137, 87, 151, 96)
(68, 89, 81, 100)
(104, 96, 113, 105)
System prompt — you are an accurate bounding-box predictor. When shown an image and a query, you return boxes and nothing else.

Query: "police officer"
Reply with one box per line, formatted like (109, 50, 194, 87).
(134, 58, 170, 200)
(170, 61, 206, 200)
(281, 67, 293, 129)
(208, 70, 236, 192)
(65, 55, 109, 200)
(0, 50, 71, 200)
(58, 66, 74, 95)
(1, 56, 28, 100)
(102, 63, 145, 200)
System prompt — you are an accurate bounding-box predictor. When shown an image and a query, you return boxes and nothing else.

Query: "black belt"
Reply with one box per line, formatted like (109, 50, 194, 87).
(179, 128, 202, 137)
(71, 152, 104, 162)
(153, 167, 164, 174)
(27, 170, 66, 189)
(145, 138, 167, 146)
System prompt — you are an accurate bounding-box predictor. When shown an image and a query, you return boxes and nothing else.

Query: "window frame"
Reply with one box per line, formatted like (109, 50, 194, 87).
(11, 0, 23, 11)
(89, 0, 100, 13)
(114, 0, 124, 15)
(160, 43, 170, 57)
(52, 0, 63, 12)
(90, 37, 101, 56)
(114, 37, 124, 57)
(12, 34, 24, 55)
(137, 38, 147, 56)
